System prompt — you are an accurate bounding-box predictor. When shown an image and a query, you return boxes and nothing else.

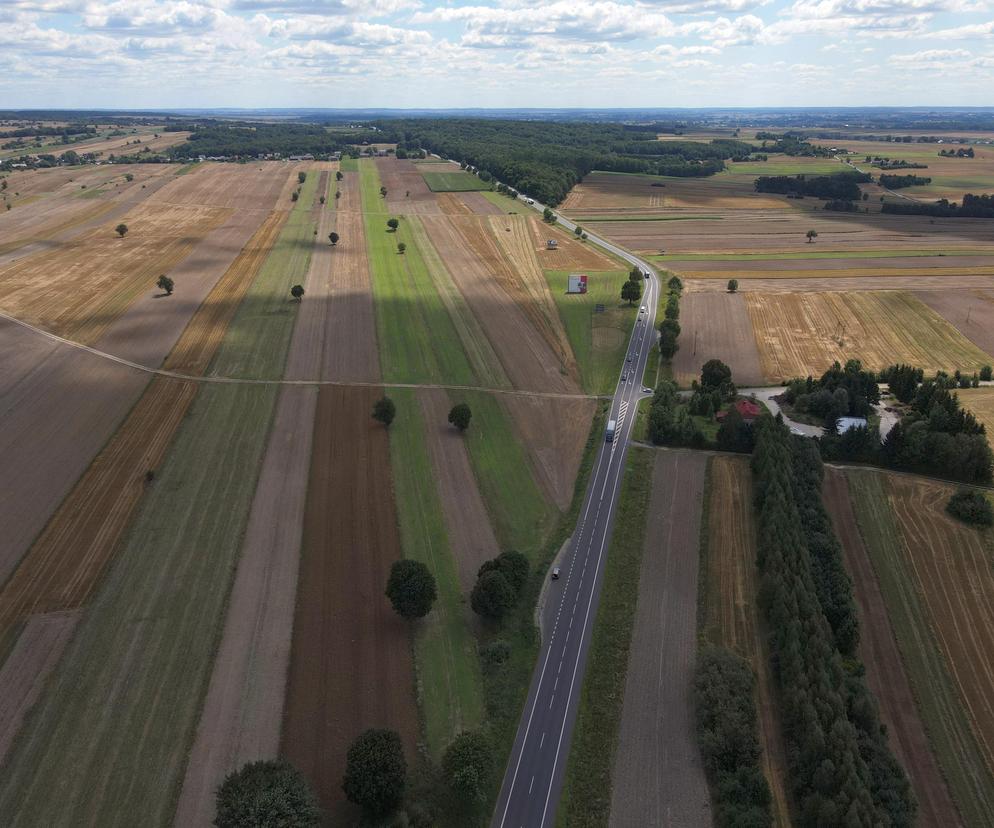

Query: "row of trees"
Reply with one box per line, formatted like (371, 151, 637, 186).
(879, 173, 931, 189)
(754, 171, 870, 201)
(694, 647, 772, 828)
(658, 274, 683, 360)
(751, 416, 917, 827)
(882, 193, 994, 218)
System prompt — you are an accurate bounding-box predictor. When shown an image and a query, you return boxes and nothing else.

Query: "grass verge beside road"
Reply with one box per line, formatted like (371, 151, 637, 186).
(546, 269, 634, 395)
(556, 447, 654, 827)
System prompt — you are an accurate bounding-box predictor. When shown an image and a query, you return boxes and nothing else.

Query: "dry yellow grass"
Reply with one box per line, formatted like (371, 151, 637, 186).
(744, 290, 992, 382)
(702, 456, 791, 827)
(686, 265, 994, 280)
(959, 387, 994, 447)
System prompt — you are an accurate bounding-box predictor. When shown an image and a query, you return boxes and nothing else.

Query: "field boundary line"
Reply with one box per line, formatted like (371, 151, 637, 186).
(0, 310, 605, 401)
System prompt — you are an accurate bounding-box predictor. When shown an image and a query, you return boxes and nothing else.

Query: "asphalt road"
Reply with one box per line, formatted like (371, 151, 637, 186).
(490, 197, 660, 828)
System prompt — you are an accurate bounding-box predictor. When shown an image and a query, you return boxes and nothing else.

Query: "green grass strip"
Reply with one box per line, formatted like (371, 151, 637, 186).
(405, 216, 511, 389)
(421, 171, 492, 192)
(460, 392, 558, 557)
(481, 190, 523, 214)
(339, 155, 358, 172)
(0, 184, 319, 828)
(388, 388, 485, 761)
(557, 447, 655, 827)
(359, 160, 476, 386)
(846, 470, 994, 828)
(545, 269, 634, 395)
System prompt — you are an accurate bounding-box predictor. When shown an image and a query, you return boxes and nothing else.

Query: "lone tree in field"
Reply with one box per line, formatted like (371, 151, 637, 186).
(156, 275, 174, 296)
(806, 229, 818, 243)
(372, 396, 396, 427)
(727, 279, 738, 293)
(336, 170, 343, 181)
(343, 729, 406, 817)
(335, 190, 341, 200)
(319, 195, 326, 205)
(387, 218, 399, 232)
(448, 403, 472, 432)
(329, 231, 339, 246)
(397, 242, 406, 254)
(574, 226, 583, 237)
(442, 731, 494, 803)
(621, 279, 642, 306)
(385, 559, 437, 619)
(471, 571, 515, 619)
(478, 550, 529, 595)
(115, 223, 128, 238)
(380, 186, 388, 198)
(297, 171, 307, 184)
(215, 759, 319, 828)
(290, 284, 305, 301)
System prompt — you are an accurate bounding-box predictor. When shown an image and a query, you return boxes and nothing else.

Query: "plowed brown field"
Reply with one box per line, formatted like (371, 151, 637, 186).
(527, 215, 616, 270)
(701, 456, 791, 827)
(744, 290, 991, 382)
(672, 292, 764, 387)
(916, 288, 994, 358)
(887, 475, 994, 779)
(823, 469, 960, 828)
(609, 450, 711, 828)
(418, 388, 500, 590)
(281, 386, 418, 823)
(375, 157, 440, 214)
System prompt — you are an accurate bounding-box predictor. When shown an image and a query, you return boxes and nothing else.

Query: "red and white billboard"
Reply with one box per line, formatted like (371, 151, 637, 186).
(567, 273, 588, 294)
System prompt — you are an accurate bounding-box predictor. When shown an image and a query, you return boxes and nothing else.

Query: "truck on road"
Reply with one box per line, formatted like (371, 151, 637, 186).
(606, 419, 617, 442)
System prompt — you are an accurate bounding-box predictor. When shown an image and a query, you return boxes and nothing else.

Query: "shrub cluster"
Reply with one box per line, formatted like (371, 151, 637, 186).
(946, 489, 994, 526)
(694, 647, 772, 828)
(470, 551, 529, 620)
(879, 174, 931, 189)
(752, 417, 916, 827)
(784, 360, 879, 426)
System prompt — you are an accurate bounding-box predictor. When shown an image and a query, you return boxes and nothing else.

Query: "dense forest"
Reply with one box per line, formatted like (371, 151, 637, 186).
(752, 417, 916, 827)
(377, 119, 753, 204)
(1, 125, 96, 138)
(882, 193, 994, 217)
(166, 122, 379, 160)
(754, 171, 869, 200)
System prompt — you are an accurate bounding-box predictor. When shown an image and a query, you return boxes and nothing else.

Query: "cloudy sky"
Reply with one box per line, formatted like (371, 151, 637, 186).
(1, 0, 993, 108)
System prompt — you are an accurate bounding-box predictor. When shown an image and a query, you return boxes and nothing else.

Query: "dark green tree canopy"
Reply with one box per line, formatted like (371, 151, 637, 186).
(372, 396, 396, 427)
(214, 759, 319, 828)
(621, 280, 641, 305)
(478, 551, 529, 595)
(471, 571, 515, 619)
(442, 731, 494, 803)
(385, 559, 437, 619)
(342, 729, 407, 816)
(448, 403, 472, 431)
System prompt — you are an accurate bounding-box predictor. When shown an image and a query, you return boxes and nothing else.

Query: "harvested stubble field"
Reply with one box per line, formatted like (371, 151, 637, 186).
(699, 455, 791, 827)
(0, 171, 318, 827)
(0, 199, 229, 343)
(916, 288, 994, 358)
(959, 387, 994, 447)
(744, 289, 992, 382)
(375, 156, 440, 214)
(845, 470, 994, 827)
(609, 450, 712, 828)
(672, 291, 764, 387)
(823, 469, 960, 828)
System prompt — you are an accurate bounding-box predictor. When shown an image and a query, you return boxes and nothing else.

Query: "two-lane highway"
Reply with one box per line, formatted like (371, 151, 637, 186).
(491, 198, 660, 827)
